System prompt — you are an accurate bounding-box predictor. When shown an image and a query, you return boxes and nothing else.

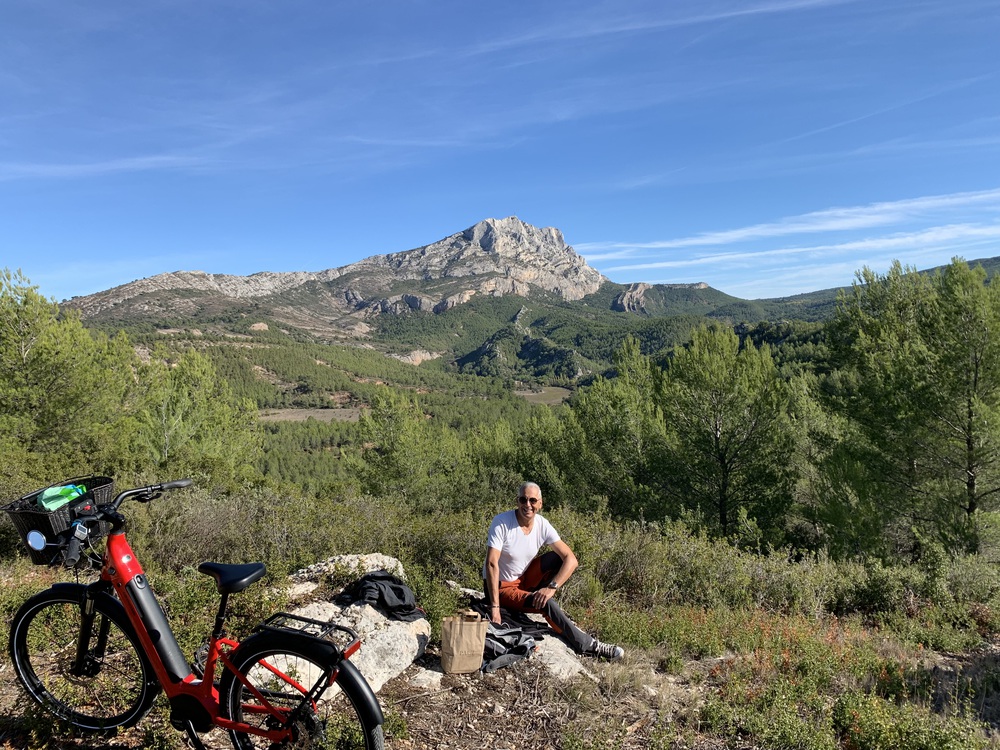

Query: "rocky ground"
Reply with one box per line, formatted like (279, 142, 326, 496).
(4, 553, 997, 750)
(4, 634, 998, 750)
(0, 641, 718, 750)
(0, 561, 718, 750)
(377, 641, 722, 750)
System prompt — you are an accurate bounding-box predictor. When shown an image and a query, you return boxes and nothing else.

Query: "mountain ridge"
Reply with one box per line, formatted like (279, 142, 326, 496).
(64, 217, 1000, 333)
(65, 216, 734, 345)
(67, 217, 610, 315)
(61, 216, 1000, 384)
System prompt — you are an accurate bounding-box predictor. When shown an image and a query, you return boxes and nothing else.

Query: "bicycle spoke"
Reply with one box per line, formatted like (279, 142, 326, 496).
(10, 594, 156, 731)
(224, 643, 382, 750)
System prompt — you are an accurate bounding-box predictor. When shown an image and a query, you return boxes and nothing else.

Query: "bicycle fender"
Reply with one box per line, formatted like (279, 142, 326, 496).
(49, 582, 130, 625)
(232, 631, 385, 728)
(335, 658, 385, 728)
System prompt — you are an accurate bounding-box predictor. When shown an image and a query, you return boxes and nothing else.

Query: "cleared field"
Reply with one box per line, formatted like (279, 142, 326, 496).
(258, 408, 363, 422)
(514, 386, 572, 405)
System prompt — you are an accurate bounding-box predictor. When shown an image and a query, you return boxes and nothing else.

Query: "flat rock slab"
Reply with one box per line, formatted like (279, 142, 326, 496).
(445, 581, 597, 681)
(533, 633, 597, 682)
(292, 553, 405, 582)
(408, 666, 445, 690)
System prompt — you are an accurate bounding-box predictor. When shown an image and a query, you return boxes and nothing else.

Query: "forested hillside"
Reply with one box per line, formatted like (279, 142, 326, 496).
(5, 260, 1000, 749)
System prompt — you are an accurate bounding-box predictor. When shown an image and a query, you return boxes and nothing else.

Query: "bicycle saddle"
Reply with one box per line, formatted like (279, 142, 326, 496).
(197, 561, 267, 594)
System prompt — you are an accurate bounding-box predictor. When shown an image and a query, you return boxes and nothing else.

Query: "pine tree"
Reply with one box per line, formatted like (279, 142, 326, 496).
(830, 259, 1000, 553)
(658, 324, 795, 543)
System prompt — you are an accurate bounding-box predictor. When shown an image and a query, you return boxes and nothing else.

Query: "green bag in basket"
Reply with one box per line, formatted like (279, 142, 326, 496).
(37, 484, 85, 511)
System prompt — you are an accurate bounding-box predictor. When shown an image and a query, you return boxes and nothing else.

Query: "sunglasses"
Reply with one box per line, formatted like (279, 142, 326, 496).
(517, 496, 541, 505)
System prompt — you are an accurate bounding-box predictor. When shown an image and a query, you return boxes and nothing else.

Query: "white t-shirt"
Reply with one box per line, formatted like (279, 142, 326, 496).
(482, 510, 561, 582)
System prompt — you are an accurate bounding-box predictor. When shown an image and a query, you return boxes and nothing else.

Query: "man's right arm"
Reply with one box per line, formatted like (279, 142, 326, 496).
(485, 546, 502, 624)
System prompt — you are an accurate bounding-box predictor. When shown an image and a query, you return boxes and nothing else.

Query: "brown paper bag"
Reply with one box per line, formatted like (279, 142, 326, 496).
(440, 610, 487, 674)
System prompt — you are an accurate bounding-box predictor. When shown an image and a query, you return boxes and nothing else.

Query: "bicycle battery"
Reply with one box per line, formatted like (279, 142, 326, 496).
(126, 574, 192, 683)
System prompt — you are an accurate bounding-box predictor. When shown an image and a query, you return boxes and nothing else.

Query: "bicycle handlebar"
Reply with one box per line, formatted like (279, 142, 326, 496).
(110, 478, 193, 509)
(161, 478, 193, 490)
(60, 479, 193, 567)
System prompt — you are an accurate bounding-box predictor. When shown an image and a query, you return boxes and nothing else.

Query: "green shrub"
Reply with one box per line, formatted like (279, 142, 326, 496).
(833, 692, 989, 750)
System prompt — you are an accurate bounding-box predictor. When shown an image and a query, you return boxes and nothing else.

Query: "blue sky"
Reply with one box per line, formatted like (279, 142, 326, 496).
(3, 0, 999, 302)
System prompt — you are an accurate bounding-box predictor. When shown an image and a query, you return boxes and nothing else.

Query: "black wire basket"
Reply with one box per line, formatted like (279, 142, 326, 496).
(3, 476, 115, 565)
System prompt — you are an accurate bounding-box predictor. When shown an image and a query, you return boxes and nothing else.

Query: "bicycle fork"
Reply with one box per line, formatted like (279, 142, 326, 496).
(70, 593, 109, 678)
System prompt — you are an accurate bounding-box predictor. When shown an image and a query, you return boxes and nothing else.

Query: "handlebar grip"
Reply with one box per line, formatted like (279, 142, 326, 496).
(161, 478, 193, 490)
(63, 535, 83, 568)
(63, 520, 90, 567)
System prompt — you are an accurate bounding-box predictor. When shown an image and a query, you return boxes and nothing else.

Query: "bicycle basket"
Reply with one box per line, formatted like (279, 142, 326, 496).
(3, 475, 115, 565)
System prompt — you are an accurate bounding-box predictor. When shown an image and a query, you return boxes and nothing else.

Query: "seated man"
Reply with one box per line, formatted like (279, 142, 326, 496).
(482, 481, 623, 660)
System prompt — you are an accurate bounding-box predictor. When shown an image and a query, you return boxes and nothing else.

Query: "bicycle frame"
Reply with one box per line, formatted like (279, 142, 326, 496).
(89, 524, 334, 743)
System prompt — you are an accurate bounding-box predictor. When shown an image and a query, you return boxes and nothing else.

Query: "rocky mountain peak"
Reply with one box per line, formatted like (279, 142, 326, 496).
(64, 217, 609, 332)
(461, 216, 564, 257)
(366, 216, 605, 301)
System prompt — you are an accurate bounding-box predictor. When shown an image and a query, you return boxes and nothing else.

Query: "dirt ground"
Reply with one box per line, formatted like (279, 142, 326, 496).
(375, 642, 731, 750)
(3, 628, 999, 749)
(514, 387, 572, 406)
(0, 641, 720, 750)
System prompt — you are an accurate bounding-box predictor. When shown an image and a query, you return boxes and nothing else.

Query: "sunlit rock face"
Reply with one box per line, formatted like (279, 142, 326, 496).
(371, 216, 606, 301)
(66, 217, 608, 332)
(612, 282, 652, 313)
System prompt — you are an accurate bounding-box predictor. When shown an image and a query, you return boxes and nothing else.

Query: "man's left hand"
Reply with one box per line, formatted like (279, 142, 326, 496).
(531, 586, 555, 609)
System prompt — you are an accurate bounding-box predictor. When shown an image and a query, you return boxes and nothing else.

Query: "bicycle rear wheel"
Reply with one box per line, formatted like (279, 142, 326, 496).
(8, 587, 158, 732)
(220, 635, 384, 750)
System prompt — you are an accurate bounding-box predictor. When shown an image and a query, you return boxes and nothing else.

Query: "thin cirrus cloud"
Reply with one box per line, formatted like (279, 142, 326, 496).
(771, 75, 995, 148)
(579, 188, 1000, 296)
(0, 154, 206, 181)
(577, 188, 1000, 262)
(465, 0, 855, 56)
(602, 224, 1000, 273)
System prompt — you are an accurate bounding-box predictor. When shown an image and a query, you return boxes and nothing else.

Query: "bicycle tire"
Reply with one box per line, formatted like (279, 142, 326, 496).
(220, 633, 384, 750)
(8, 586, 159, 732)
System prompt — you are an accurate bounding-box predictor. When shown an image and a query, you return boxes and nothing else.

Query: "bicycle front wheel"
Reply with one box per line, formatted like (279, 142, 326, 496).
(220, 635, 384, 750)
(8, 587, 159, 732)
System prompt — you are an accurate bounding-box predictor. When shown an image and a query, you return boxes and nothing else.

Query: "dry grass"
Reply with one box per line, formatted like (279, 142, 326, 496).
(377, 642, 728, 750)
(514, 387, 572, 406)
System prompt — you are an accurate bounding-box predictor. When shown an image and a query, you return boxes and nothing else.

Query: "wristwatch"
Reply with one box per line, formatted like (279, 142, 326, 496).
(546, 581, 560, 590)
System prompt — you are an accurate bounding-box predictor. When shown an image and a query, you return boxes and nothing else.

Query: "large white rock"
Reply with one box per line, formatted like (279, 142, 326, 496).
(285, 558, 604, 696)
(533, 632, 597, 682)
(289, 554, 430, 693)
(292, 600, 430, 693)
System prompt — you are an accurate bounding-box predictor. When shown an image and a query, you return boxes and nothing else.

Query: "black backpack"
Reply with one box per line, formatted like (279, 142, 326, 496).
(333, 570, 425, 622)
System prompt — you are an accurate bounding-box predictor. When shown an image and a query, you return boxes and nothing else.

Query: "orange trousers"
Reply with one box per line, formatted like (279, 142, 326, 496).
(490, 551, 593, 654)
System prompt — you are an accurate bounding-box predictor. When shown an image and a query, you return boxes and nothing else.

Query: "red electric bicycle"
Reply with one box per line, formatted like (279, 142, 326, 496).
(5, 477, 384, 749)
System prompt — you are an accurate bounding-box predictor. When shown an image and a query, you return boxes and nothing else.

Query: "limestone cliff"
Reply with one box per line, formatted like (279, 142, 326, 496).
(67, 217, 607, 328)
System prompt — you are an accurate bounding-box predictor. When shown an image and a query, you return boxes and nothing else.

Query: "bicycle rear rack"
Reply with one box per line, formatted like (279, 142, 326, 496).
(257, 612, 362, 658)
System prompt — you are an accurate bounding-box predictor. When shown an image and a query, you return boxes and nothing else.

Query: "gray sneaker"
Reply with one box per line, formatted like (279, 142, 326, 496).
(591, 639, 624, 661)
